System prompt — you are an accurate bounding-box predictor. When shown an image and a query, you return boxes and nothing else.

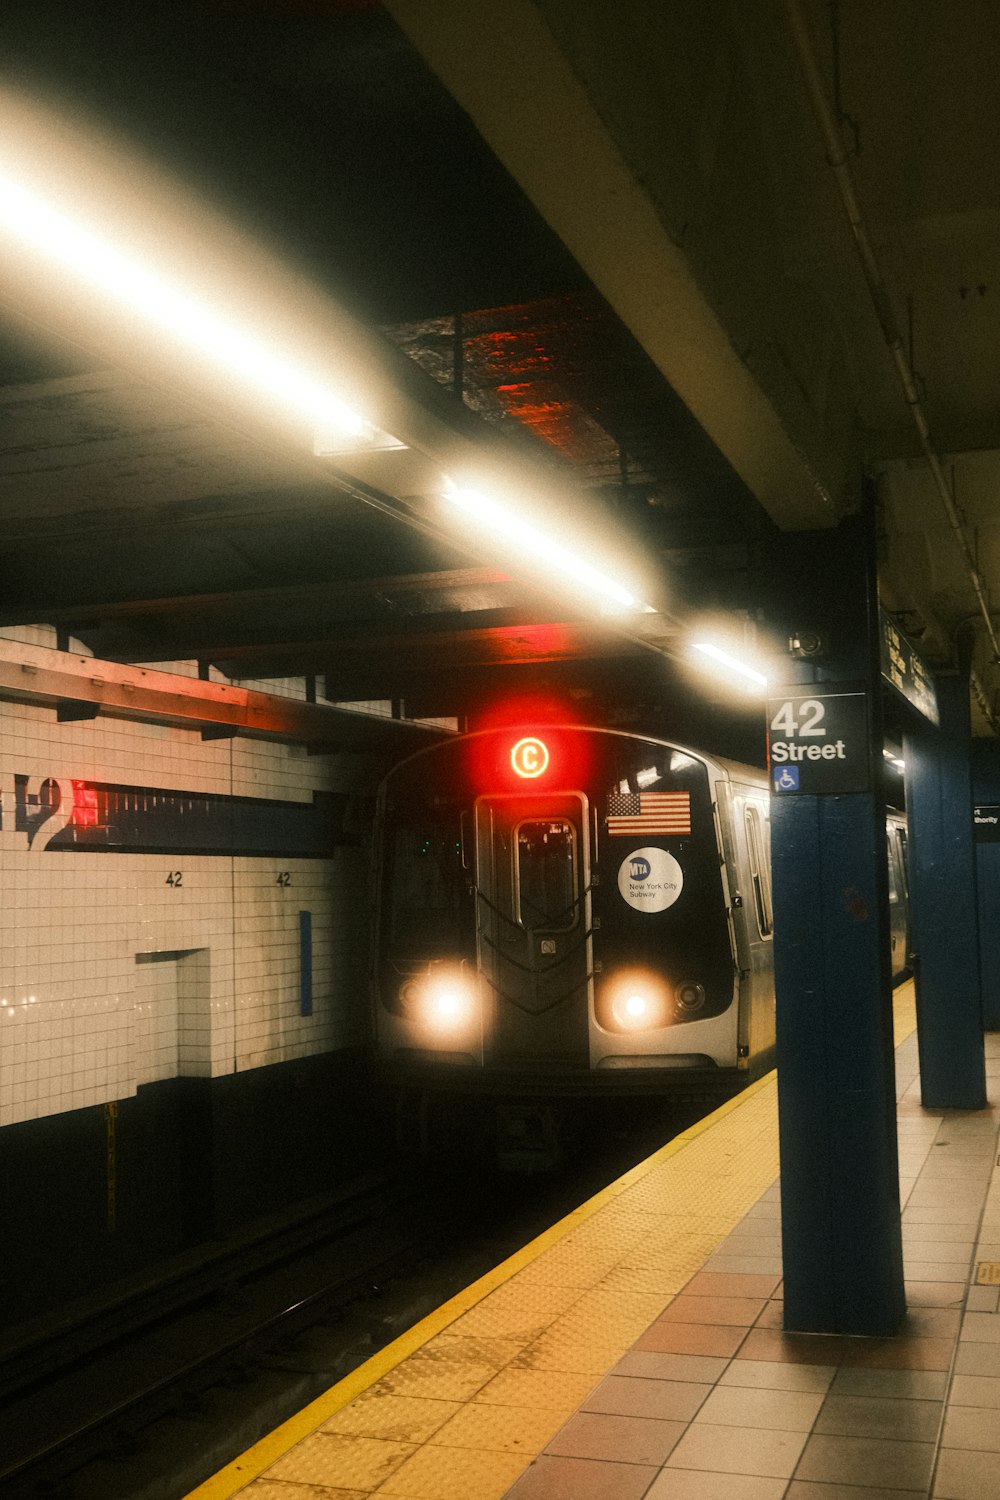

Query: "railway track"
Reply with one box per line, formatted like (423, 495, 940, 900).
(1, 1099, 697, 1500)
(0, 1170, 463, 1499)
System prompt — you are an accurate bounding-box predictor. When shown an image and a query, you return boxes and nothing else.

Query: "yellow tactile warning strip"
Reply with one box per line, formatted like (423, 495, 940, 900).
(185, 1077, 777, 1499)
(893, 977, 917, 1045)
(187, 983, 918, 1500)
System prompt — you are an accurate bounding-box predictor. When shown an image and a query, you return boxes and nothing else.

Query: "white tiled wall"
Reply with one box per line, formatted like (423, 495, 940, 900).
(329, 697, 459, 733)
(134, 957, 183, 1085)
(0, 687, 371, 1129)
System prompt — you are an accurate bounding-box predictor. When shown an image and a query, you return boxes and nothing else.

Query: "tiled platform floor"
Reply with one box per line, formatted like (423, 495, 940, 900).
(192, 985, 1000, 1500)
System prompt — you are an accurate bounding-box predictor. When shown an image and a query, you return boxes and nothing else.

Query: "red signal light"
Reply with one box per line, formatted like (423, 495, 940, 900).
(510, 736, 549, 779)
(466, 725, 588, 793)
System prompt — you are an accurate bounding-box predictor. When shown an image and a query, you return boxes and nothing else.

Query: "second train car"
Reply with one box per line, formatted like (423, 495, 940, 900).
(372, 723, 778, 1104)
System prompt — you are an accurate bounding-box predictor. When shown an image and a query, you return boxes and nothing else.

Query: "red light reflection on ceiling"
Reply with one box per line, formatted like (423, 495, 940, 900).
(384, 295, 655, 485)
(474, 691, 581, 732)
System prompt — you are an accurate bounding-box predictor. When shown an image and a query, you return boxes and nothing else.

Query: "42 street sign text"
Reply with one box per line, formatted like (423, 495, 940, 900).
(766, 688, 871, 796)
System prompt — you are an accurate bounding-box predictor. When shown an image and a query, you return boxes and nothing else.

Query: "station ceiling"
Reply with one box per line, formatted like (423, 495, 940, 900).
(0, 1, 997, 754)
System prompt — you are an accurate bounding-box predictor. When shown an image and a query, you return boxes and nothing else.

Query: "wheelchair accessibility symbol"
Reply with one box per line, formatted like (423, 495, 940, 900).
(773, 766, 800, 792)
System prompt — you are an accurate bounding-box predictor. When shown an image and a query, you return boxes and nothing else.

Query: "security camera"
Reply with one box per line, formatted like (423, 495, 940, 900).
(788, 629, 828, 659)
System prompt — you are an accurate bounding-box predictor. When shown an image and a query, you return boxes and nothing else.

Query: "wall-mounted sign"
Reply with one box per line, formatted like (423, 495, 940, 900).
(880, 610, 939, 726)
(766, 688, 870, 795)
(974, 805, 1000, 842)
(0, 772, 342, 856)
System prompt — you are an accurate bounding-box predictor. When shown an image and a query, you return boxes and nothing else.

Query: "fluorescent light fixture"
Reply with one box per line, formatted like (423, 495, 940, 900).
(442, 480, 654, 615)
(0, 168, 394, 449)
(313, 417, 406, 456)
(690, 641, 768, 688)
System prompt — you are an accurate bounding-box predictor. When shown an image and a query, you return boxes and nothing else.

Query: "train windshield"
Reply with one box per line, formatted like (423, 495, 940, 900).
(515, 820, 577, 930)
(386, 820, 465, 953)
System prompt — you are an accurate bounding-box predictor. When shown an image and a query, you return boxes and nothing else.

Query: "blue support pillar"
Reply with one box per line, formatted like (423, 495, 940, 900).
(904, 676, 986, 1107)
(768, 515, 905, 1335)
(973, 739, 1000, 1031)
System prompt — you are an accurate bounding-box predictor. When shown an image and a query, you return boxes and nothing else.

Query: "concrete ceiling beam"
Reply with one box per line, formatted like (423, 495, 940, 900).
(385, 0, 839, 531)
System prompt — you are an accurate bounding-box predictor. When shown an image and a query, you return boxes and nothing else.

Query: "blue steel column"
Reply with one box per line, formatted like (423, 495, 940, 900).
(904, 677, 986, 1108)
(973, 740, 1000, 1031)
(769, 516, 905, 1335)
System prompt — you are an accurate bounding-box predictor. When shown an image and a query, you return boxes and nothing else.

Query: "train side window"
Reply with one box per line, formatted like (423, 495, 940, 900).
(515, 820, 577, 931)
(886, 819, 909, 905)
(896, 827, 910, 901)
(744, 803, 774, 938)
(887, 835, 900, 903)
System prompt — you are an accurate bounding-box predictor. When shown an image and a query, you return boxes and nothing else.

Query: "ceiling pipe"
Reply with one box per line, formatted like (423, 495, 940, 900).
(783, 0, 1000, 723)
(955, 615, 997, 730)
(971, 668, 993, 728)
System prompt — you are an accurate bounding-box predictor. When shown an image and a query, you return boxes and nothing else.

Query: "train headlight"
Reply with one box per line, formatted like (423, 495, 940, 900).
(601, 968, 670, 1032)
(624, 992, 649, 1020)
(612, 986, 658, 1030)
(400, 964, 478, 1033)
(424, 977, 473, 1028)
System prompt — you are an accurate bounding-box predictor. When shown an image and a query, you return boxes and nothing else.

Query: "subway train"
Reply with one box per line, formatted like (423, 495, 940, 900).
(372, 722, 911, 1126)
(372, 722, 781, 1110)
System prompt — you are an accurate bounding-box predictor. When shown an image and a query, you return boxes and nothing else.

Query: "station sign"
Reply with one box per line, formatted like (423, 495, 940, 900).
(880, 609, 939, 726)
(974, 805, 1000, 842)
(0, 771, 340, 855)
(766, 687, 870, 796)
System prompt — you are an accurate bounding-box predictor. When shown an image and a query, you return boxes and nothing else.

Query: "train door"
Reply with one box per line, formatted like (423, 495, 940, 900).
(739, 793, 776, 1066)
(474, 794, 592, 1068)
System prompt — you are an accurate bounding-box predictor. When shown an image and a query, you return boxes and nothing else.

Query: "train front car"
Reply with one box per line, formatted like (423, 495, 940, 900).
(372, 725, 774, 1104)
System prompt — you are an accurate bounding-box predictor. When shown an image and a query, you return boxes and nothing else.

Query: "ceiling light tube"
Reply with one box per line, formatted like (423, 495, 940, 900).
(442, 481, 654, 615)
(0, 169, 388, 448)
(690, 641, 768, 688)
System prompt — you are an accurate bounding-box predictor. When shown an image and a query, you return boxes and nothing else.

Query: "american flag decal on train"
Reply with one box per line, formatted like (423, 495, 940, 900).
(606, 791, 691, 836)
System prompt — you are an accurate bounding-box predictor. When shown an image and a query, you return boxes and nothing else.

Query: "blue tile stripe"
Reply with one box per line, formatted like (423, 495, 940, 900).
(299, 910, 313, 1017)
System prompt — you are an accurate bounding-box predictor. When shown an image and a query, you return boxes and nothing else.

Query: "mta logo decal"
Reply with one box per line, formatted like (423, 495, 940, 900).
(629, 856, 652, 880)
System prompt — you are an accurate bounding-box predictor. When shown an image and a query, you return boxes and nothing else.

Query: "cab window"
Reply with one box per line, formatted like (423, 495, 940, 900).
(388, 821, 465, 952)
(515, 820, 577, 930)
